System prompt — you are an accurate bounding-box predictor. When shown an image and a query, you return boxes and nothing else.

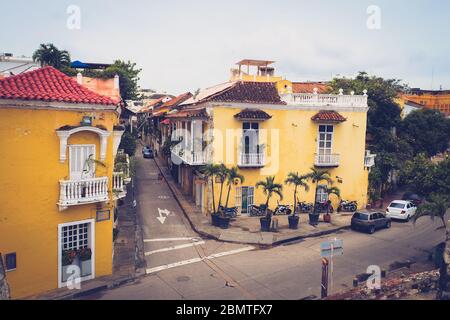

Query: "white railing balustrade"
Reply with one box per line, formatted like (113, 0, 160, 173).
(238, 153, 265, 167)
(364, 154, 376, 168)
(314, 154, 340, 167)
(281, 93, 368, 108)
(171, 144, 208, 166)
(59, 177, 109, 208)
(113, 172, 125, 192)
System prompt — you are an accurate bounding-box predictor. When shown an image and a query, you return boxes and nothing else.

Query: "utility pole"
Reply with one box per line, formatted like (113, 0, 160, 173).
(321, 258, 329, 299)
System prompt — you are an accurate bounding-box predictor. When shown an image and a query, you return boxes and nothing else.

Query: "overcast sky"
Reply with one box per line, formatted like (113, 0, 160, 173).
(1, 0, 450, 94)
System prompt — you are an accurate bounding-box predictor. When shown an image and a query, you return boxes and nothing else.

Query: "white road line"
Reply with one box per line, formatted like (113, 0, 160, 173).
(146, 246, 255, 275)
(144, 237, 202, 243)
(144, 241, 206, 256)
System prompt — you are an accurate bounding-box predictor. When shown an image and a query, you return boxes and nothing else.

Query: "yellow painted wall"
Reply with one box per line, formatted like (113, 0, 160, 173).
(209, 106, 369, 211)
(0, 107, 118, 299)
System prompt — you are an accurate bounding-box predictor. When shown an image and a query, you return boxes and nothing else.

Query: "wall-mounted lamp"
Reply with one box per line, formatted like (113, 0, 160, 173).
(81, 116, 93, 126)
(336, 176, 343, 183)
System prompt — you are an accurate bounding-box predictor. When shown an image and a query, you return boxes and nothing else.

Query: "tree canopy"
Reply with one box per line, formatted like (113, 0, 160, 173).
(32, 43, 71, 70)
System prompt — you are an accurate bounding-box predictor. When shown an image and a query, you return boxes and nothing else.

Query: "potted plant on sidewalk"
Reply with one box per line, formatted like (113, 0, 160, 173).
(202, 164, 221, 226)
(256, 176, 283, 232)
(308, 168, 333, 226)
(285, 172, 310, 229)
(78, 248, 92, 277)
(323, 186, 340, 223)
(223, 166, 245, 221)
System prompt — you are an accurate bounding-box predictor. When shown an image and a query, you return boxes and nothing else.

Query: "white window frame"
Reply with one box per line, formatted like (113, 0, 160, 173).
(242, 122, 260, 154)
(69, 144, 96, 180)
(57, 219, 96, 288)
(317, 125, 334, 157)
(316, 185, 329, 203)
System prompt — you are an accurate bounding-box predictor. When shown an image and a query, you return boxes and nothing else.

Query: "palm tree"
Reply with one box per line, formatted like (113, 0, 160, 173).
(413, 194, 450, 240)
(216, 164, 229, 211)
(256, 176, 283, 217)
(308, 167, 333, 214)
(32, 43, 71, 69)
(201, 164, 221, 214)
(224, 167, 245, 209)
(285, 172, 310, 215)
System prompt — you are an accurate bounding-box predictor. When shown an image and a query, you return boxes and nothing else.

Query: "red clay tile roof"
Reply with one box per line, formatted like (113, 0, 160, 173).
(161, 92, 193, 109)
(192, 81, 285, 105)
(165, 108, 209, 119)
(311, 110, 347, 123)
(292, 82, 330, 94)
(234, 108, 272, 120)
(0, 66, 117, 105)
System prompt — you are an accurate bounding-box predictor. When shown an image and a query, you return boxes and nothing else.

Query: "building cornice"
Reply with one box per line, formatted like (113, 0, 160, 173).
(0, 99, 117, 112)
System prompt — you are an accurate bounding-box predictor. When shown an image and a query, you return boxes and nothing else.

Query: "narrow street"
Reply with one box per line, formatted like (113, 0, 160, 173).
(86, 152, 446, 300)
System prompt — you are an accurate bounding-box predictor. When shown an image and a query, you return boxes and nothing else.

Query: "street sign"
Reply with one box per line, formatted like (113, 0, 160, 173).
(320, 239, 343, 258)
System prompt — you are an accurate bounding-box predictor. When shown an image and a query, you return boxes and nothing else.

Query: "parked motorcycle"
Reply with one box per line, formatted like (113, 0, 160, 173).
(218, 205, 238, 218)
(274, 201, 292, 216)
(314, 201, 334, 214)
(298, 202, 314, 213)
(337, 200, 357, 212)
(249, 204, 267, 217)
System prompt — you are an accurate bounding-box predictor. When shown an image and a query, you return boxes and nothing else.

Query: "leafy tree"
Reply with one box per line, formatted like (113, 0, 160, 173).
(285, 172, 310, 215)
(224, 167, 245, 209)
(434, 158, 450, 197)
(32, 43, 71, 69)
(119, 131, 137, 157)
(400, 154, 437, 197)
(256, 176, 283, 217)
(103, 60, 142, 101)
(399, 109, 450, 156)
(325, 186, 341, 214)
(413, 194, 450, 240)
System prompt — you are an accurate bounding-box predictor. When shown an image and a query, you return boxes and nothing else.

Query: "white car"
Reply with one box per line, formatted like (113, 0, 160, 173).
(386, 200, 417, 221)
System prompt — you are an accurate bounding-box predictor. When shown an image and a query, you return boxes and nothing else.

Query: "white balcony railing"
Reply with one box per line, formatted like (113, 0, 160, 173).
(59, 177, 109, 209)
(364, 153, 376, 168)
(171, 144, 208, 166)
(238, 153, 265, 167)
(281, 93, 368, 108)
(314, 154, 340, 167)
(113, 172, 127, 199)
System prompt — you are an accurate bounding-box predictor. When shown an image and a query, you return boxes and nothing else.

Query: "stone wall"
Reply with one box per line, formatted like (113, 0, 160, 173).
(438, 240, 450, 300)
(0, 254, 11, 300)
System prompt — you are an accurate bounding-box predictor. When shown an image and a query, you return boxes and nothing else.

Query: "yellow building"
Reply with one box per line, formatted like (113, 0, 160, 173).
(164, 61, 374, 215)
(0, 67, 127, 298)
(400, 89, 450, 117)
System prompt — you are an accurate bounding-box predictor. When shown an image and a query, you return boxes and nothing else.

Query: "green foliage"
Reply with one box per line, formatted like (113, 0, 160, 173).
(285, 172, 310, 214)
(201, 164, 222, 214)
(400, 154, 436, 196)
(103, 60, 142, 101)
(256, 176, 283, 217)
(224, 166, 245, 209)
(119, 131, 137, 156)
(399, 109, 450, 156)
(32, 43, 71, 70)
(413, 194, 450, 238)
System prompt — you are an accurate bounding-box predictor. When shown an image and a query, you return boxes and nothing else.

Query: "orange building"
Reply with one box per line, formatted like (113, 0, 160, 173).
(401, 89, 450, 116)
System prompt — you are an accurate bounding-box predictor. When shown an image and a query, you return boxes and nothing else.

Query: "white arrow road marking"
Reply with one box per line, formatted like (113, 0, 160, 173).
(144, 241, 206, 256)
(146, 246, 255, 274)
(156, 208, 171, 224)
(144, 237, 202, 243)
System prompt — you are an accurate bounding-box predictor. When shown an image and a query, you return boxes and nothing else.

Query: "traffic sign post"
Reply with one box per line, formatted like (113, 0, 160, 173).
(320, 238, 343, 298)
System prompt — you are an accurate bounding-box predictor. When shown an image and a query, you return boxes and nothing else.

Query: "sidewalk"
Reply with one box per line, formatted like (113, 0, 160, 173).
(28, 182, 145, 300)
(154, 156, 353, 246)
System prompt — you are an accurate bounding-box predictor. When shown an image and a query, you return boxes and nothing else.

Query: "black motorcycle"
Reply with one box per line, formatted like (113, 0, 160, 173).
(249, 204, 267, 217)
(274, 201, 292, 215)
(337, 200, 357, 212)
(298, 201, 314, 213)
(314, 201, 334, 213)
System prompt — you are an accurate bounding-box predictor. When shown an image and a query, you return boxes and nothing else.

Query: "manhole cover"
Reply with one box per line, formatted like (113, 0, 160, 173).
(177, 276, 190, 282)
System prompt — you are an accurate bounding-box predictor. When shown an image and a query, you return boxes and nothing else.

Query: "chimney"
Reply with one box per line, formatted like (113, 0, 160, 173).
(76, 73, 83, 85)
(114, 75, 120, 89)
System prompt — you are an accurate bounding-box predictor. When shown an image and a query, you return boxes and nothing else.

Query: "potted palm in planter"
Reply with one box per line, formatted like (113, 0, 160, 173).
(223, 166, 245, 219)
(78, 248, 92, 277)
(324, 186, 341, 223)
(202, 164, 221, 227)
(308, 168, 333, 226)
(256, 176, 283, 232)
(285, 172, 310, 229)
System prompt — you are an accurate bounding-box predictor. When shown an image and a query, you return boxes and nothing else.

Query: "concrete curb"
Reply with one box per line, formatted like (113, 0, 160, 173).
(153, 156, 351, 247)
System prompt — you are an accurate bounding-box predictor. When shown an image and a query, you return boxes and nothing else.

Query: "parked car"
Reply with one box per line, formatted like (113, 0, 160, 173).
(351, 211, 391, 234)
(142, 147, 154, 159)
(401, 192, 422, 206)
(386, 200, 417, 221)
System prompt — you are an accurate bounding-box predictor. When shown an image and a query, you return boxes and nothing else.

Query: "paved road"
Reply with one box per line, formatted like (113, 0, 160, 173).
(86, 152, 446, 300)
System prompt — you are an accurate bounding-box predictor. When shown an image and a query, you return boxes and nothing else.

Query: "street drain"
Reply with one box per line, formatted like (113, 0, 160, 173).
(177, 276, 190, 282)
